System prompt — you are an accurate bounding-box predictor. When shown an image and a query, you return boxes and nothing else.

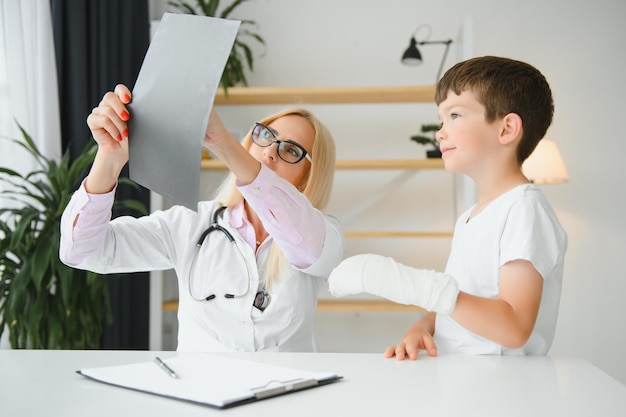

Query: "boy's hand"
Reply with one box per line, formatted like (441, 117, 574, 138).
(384, 320, 438, 360)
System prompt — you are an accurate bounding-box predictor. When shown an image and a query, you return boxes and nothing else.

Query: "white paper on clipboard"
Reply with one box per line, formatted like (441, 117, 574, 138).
(78, 353, 342, 409)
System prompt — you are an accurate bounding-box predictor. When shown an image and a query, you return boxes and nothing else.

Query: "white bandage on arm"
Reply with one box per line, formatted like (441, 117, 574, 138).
(328, 254, 459, 315)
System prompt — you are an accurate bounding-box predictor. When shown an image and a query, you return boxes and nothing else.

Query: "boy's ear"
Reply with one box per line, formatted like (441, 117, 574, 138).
(498, 113, 523, 145)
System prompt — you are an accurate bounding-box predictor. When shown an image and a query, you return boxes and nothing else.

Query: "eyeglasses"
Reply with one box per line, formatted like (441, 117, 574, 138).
(251, 123, 312, 164)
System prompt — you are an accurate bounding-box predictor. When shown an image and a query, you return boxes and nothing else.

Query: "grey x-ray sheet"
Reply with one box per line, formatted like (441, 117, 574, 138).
(128, 13, 239, 210)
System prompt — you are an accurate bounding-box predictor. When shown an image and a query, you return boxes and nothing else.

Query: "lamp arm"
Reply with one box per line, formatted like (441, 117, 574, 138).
(418, 39, 453, 82)
(436, 40, 452, 81)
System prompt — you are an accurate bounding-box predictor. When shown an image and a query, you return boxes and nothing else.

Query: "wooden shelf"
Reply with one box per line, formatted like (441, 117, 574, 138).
(202, 158, 444, 171)
(162, 298, 424, 313)
(215, 85, 437, 105)
(336, 159, 444, 170)
(162, 299, 180, 312)
(345, 231, 452, 238)
(317, 299, 424, 312)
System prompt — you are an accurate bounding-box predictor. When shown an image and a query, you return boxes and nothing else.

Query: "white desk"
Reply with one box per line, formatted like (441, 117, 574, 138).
(1, 350, 625, 416)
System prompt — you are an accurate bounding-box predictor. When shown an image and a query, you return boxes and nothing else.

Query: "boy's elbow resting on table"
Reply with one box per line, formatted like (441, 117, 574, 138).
(452, 292, 537, 349)
(498, 327, 533, 349)
(489, 316, 537, 349)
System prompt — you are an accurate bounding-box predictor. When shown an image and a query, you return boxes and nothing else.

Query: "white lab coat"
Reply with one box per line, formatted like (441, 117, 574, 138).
(65, 198, 344, 352)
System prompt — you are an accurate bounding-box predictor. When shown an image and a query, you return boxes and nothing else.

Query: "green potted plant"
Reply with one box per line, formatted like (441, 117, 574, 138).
(168, 0, 265, 94)
(0, 126, 146, 349)
(410, 123, 442, 158)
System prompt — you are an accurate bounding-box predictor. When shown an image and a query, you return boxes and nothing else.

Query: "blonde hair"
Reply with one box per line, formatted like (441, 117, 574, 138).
(212, 108, 336, 288)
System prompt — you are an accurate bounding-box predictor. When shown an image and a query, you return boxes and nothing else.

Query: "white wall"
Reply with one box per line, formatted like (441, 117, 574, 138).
(151, 0, 626, 384)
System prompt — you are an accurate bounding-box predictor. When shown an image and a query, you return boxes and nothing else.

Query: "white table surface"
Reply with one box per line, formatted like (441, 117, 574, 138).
(1, 350, 625, 417)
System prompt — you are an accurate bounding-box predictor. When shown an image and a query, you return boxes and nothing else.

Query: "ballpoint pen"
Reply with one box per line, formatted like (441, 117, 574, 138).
(154, 356, 179, 379)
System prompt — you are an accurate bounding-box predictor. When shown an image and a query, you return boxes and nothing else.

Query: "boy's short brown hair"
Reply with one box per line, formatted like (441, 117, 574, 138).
(435, 56, 554, 164)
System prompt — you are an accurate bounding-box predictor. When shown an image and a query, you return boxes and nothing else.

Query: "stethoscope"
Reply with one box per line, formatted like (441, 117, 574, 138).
(187, 206, 271, 311)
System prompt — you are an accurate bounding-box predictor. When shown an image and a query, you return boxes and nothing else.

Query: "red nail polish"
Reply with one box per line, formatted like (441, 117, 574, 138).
(117, 134, 122, 141)
(123, 128, 128, 137)
(123, 94, 131, 103)
(121, 111, 130, 121)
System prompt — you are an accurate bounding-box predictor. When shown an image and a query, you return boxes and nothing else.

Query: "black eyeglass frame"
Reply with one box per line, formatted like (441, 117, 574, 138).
(251, 122, 313, 164)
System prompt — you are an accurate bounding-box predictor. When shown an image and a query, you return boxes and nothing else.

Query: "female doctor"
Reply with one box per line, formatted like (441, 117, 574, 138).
(59, 84, 344, 352)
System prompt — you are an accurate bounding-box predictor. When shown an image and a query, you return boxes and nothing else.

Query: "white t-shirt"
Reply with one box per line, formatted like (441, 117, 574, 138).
(435, 184, 567, 355)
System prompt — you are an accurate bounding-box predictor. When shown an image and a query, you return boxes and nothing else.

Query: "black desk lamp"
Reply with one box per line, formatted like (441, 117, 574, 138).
(401, 24, 453, 82)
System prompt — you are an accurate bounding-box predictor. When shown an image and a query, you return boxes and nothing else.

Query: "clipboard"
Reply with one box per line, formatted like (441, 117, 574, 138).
(77, 353, 342, 409)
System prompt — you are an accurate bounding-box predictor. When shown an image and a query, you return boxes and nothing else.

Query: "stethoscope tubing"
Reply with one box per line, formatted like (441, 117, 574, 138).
(188, 206, 252, 302)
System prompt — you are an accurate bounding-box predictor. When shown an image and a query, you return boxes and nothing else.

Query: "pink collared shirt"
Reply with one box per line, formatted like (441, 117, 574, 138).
(61, 164, 327, 269)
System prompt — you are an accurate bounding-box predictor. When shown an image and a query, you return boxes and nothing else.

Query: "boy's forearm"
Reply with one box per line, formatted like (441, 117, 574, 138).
(450, 291, 539, 349)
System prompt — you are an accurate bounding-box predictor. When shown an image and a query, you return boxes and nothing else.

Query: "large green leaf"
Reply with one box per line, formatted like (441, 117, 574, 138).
(0, 126, 136, 349)
(30, 234, 53, 289)
(8, 209, 39, 248)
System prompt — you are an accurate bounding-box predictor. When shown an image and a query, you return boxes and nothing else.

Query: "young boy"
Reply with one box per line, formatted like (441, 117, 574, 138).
(328, 56, 567, 359)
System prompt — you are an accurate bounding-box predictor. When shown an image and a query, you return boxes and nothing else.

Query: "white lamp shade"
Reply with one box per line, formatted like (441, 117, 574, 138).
(522, 139, 569, 184)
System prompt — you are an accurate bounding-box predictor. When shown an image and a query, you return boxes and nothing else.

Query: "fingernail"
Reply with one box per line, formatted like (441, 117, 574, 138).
(123, 128, 128, 137)
(122, 94, 131, 103)
(120, 111, 130, 121)
(117, 134, 122, 142)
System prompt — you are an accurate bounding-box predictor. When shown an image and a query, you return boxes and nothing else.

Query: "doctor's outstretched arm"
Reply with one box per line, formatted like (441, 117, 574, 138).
(204, 108, 261, 186)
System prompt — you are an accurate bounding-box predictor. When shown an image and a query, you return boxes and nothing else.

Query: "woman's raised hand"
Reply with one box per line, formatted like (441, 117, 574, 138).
(203, 107, 231, 156)
(84, 84, 134, 194)
(86, 84, 133, 164)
